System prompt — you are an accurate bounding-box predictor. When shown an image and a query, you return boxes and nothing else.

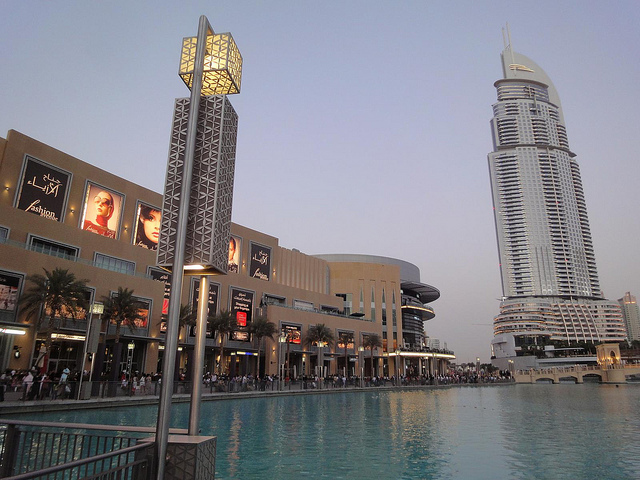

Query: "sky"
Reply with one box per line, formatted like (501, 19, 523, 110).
(1, 1, 639, 363)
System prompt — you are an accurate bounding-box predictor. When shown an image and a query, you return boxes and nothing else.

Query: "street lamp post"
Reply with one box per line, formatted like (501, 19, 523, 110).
(358, 346, 364, 388)
(278, 333, 286, 391)
(155, 15, 242, 479)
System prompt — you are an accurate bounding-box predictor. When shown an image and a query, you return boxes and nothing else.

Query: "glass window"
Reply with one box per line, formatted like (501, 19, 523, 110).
(94, 253, 135, 275)
(0, 226, 8, 243)
(29, 236, 78, 260)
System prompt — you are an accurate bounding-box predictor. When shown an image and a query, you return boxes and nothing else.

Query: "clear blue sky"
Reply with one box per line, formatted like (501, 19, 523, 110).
(2, 1, 639, 362)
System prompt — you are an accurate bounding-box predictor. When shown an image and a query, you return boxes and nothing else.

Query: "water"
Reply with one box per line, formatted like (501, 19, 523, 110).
(15, 384, 640, 479)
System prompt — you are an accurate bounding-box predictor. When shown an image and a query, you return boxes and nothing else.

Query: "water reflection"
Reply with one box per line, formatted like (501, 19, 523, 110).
(15, 385, 640, 479)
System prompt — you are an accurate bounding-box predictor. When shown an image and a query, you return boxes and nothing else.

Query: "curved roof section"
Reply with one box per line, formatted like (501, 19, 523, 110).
(400, 281, 440, 304)
(314, 253, 440, 303)
(313, 253, 420, 282)
(499, 46, 563, 121)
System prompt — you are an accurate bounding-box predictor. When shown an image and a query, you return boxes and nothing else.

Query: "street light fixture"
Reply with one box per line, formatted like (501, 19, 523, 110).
(155, 15, 242, 479)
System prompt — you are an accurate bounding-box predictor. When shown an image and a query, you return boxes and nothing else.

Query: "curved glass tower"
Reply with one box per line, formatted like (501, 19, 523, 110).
(488, 43, 625, 358)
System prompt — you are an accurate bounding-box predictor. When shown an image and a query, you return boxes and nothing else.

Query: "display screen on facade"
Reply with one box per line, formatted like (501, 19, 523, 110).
(81, 183, 123, 239)
(249, 243, 271, 281)
(228, 235, 241, 273)
(149, 268, 171, 328)
(230, 288, 253, 341)
(282, 324, 301, 344)
(16, 156, 71, 222)
(0, 270, 22, 313)
(134, 202, 161, 250)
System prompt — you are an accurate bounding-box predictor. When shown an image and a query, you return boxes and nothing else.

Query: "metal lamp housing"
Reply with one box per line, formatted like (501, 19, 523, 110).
(179, 32, 242, 95)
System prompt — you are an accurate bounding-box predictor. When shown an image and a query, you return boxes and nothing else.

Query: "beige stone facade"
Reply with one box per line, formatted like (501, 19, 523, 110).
(0, 130, 447, 380)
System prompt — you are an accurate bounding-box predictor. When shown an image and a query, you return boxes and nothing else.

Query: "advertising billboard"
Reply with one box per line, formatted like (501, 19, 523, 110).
(188, 279, 219, 338)
(16, 155, 71, 222)
(282, 324, 301, 344)
(0, 270, 22, 315)
(81, 182, 123, 239)
(149, 268, 171, 329)
(228, 235, 241, 273)
(230, 288, 253, 341)
(249, 243, 271, 281)
(134, 202, 162, 250)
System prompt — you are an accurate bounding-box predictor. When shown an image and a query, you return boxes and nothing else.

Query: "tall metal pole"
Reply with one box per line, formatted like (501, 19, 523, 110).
(156, 15, 209, 480)
(189, 275, 209, 434)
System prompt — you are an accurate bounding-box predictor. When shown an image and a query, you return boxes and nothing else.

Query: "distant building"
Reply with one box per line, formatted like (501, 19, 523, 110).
(487, 40, 625, 367)
(619, 292, 640, 343)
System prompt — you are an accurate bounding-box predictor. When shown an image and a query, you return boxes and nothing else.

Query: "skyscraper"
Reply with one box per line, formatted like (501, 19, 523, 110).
(618, 292, 640, 343)
(487, 38, 625, 361)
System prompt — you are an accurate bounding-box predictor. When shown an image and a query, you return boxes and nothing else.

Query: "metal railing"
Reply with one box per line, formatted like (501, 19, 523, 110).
(0, 420, 166, 479)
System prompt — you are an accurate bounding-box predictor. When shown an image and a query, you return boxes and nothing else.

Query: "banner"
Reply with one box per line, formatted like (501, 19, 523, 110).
(230, 288, 253, 341)
(81, 182, 123, 239)
(134, 202, 162, 250)
(249, 243, 271, 281)
(16, 156, 70, 222)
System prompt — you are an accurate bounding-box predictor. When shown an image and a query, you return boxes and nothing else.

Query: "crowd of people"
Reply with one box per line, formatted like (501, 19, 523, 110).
(0, 368, 76, 401)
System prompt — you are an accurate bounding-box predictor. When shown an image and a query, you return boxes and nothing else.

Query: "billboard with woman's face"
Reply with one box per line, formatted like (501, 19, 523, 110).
(134, 202, 162, 250)
(81, 182, 123, 239)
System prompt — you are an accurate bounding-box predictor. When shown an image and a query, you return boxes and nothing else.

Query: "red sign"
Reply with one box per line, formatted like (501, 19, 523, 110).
(236, 311, 247, 327)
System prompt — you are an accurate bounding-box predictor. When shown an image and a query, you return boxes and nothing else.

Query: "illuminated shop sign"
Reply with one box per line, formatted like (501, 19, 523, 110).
(81, 182, 124, 239)
(249, 243, 271, 281)
(134, 202, 162, 251)
(230, 288, 253, 341)
(16, 156, 71, 222)
(228, 235, 241, 273)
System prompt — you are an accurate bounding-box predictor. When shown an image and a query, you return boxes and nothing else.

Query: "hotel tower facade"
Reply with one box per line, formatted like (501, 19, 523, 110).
(487, 42, 625, 361)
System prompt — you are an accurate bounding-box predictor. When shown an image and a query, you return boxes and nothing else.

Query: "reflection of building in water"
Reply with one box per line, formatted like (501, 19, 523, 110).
(487, 40, 626, 370)
(0, 130, 452, 378)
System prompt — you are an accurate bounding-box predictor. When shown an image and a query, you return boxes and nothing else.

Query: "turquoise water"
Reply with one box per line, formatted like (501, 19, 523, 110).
(16, 384, 640, 479)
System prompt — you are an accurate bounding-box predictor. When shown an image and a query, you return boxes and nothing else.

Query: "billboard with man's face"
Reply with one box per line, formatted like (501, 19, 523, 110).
(81, 182, 123, 239)
(228, 235, 241, 273)
(16, 156, 71, 222)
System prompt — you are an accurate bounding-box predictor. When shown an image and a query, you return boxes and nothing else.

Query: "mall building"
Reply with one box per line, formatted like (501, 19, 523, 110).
(0, 130, 452, 380)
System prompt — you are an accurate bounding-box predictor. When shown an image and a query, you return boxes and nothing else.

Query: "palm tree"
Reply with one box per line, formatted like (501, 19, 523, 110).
(249, 316, 278, 377)
(208, 310, 236, 375)
(101, 287, 145, 344)
(19, 268, 89, 370)
(159, 304, 196, 334)
(339, 331, 354, 377)
(362, 333, 383, 378)
(305, 324, 334, 378)
(101, 287, 145, 384)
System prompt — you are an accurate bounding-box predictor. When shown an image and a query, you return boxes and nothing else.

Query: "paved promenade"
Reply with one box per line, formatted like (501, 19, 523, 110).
(0, 381, 512, 416)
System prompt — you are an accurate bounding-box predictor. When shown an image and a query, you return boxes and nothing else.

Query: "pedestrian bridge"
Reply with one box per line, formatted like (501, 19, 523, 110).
(515, 364, 640, 384)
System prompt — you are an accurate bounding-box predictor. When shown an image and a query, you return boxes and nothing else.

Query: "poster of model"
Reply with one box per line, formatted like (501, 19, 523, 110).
(228, 235, 241, 273)
(0, 270, 22, 313)
(81, 182, 123, 239)
(134, 202, 161, 250)
(16, 156, 71, 222)
(230, 288, 253, 341)
(249, 243, 271, 281)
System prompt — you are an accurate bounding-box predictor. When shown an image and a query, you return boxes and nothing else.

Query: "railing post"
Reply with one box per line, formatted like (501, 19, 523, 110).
(0, 424, 20, 477)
